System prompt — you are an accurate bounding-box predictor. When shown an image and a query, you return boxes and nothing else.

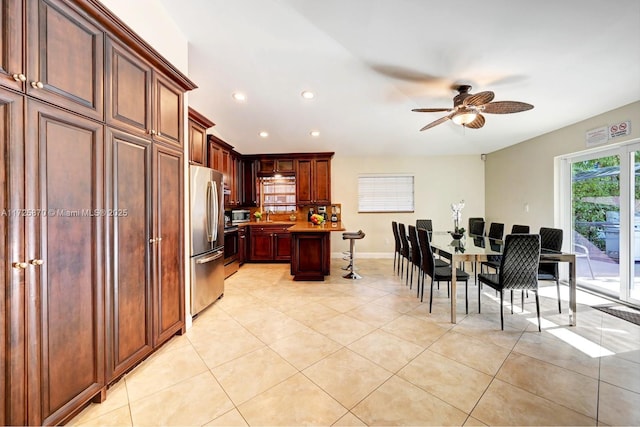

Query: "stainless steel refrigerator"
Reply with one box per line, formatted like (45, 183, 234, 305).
(189, 165, 225, 315)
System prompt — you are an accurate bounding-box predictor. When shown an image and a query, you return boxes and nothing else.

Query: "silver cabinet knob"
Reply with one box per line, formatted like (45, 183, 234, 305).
(149, 238, 156, 244)
(12, 73, 26, 82)
(30, 81, 44, 89)
(29, 259, 44, 266)
(12, 262, 28, 269)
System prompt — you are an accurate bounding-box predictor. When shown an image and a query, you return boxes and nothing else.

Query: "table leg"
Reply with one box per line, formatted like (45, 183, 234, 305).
(569, 256, 577, 326)
(450, 256, 457, 323)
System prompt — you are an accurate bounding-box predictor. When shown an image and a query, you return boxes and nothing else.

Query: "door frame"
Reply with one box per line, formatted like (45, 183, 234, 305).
(557, 137, 640, 304)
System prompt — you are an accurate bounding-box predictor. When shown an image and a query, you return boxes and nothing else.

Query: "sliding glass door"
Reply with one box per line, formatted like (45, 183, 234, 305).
(561, 139, 640, 305)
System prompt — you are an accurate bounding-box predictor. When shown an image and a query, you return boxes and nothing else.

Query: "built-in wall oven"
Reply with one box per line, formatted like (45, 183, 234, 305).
(223, 225, 239, 278)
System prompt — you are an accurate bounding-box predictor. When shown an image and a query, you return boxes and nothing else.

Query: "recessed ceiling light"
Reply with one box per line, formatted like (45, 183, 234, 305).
(232, 92, 246, 102)
(259, 131, 269, 138)
(301, 91, 315, 99)
(310, 130, 320, 137)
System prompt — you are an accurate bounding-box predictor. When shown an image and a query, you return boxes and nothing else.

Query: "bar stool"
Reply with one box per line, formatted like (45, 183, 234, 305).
(342, 230, 365, 279)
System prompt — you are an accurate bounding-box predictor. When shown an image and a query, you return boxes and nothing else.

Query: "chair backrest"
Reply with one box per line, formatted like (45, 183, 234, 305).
(417, 228, 435, 276)
(416, 219, 433, 232)
(469, 217, 485, 236)
(398, 223, 410, 257)
(499, 234, 541, 291)
(539, 227, 563, 276)
(488, 222, 505, 240)
(539, 227, 563, 251)
(392, 221, 401, 252)
(408, 225, 421, 267)
(511, 224, 530, 234)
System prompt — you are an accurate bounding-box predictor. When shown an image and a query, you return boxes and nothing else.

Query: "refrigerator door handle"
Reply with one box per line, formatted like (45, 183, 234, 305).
(196, 250, 224, 264)
(205, 181, 213, 242)
(211, 180, 219, 242)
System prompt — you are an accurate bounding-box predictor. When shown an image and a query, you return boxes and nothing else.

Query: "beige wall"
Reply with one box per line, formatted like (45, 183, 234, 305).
(485, 101, 640, 234)
(329, 155, 485, 256)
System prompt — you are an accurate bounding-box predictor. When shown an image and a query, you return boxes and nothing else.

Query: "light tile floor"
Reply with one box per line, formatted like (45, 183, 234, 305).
(69, 259, 640, 426)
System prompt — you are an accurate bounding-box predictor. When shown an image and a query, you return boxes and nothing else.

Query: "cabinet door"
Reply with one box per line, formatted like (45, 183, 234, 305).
(249, 230, 273, 261)
(208, 140, 221, 171)
(26, 0, 104, 120)
(274, 232, 291, 261)
(25, 100, 105, 426)
(152, 72, 183, 148)
(151, 145, 184, 346)
(105, 128, 153, 382)
(242, 159, 258, 207)
(313, 158, 331, 204)
(105, 38, 152, 138)
(296, 159, 313, 204)
(188, 118, 207, 165)
(0, 90, 25, 426)
(0, 0, 24, 92)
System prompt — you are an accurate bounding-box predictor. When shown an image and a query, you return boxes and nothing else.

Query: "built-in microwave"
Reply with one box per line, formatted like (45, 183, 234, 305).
(231, 209, 251, 224)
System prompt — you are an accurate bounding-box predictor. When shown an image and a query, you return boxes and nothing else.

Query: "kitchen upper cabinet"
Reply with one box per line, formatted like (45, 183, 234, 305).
(151, 144, 185, 346)
(106, 38, 184, 149)
(26, 0, 104, 120)
(296, 157, 331, 205)
(242, 158, 258, 207)
(25, 99, 106, 426)
(105, 128, 153, 382)
(208, 139, 222, 171)
(188, 107, 214, 166)
(0, 0, 24, 92)
(258, 158, 295, 176)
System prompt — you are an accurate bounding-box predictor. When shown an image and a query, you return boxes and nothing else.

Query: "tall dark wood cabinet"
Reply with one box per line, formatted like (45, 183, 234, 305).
(104, 128, 153, 383)
(25, 100, 106, 426)
(0, 88, 26, 427)
(151, 145, 184, 346)
(0, 0, 196, 425)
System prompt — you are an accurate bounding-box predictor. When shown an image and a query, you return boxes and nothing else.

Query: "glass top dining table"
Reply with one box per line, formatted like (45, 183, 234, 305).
(429, 231, 577, 325)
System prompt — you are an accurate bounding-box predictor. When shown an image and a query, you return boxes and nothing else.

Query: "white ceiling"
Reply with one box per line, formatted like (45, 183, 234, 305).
(159, 0, 640, 156)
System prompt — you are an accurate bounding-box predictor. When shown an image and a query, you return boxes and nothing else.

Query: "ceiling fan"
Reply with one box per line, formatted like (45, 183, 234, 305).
(412, 85, 533, 131)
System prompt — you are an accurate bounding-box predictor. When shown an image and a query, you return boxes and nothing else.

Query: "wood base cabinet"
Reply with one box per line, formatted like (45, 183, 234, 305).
(290, 232, 330, 281)
(248, 225, 292, 262)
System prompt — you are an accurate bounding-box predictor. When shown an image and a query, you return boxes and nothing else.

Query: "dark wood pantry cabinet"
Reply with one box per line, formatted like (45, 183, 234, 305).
(0, 0, 196, 425)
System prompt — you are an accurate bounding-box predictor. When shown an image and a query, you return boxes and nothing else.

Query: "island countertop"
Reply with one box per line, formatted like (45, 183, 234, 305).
(287, 221, 346, 232)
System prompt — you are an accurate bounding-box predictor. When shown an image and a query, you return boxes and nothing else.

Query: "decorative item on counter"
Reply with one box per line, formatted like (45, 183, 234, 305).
(449, 199, 466, 239)
(254, 211, 262, 222)
(310, 213, 326, 225)
(307, 207, 314, 222)
(289, 212, 297, 221)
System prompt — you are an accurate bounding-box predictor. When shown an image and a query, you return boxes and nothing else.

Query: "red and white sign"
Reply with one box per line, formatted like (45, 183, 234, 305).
(609, 120, 631, 139)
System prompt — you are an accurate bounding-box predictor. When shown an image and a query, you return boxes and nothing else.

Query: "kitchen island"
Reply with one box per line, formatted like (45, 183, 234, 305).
(288, 221, 346, 281)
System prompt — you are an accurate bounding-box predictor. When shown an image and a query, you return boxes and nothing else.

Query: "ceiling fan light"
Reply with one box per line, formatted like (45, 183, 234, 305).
(451, 111, 478, 125)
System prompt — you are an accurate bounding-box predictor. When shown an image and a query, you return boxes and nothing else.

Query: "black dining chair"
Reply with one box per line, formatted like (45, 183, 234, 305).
(468, 217, 485, 236)
(477, 234, 542, 331)
(415, 219, 433, 234)
(480, 222, 505, 273)
(417, 228, 470, 314)
(511, 224, 530, 234)
(391, 221, 402, 275)
(538, 227, 564, 313)
(398, 223, 411, 285)
(415, 218, 448, 268)
(407, 225, 422, 290)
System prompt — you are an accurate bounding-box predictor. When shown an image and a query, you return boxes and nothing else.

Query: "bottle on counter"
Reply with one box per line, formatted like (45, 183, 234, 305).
(307, 208, 314, 222)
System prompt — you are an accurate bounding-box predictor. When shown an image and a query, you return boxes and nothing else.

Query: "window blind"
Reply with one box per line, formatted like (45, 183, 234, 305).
(358, 174, 414, 212)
